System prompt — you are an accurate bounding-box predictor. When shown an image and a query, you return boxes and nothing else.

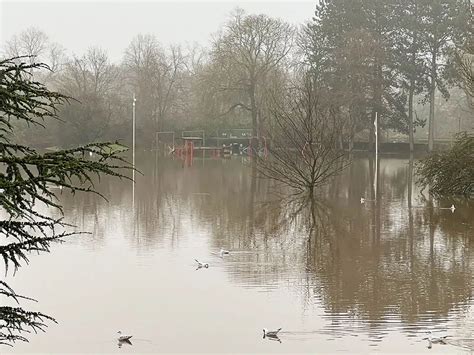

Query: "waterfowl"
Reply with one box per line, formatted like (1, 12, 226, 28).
(195, 259, 209, 268)
(263, 328, 282, 338)
(423, 332, 449, 349)
(440, 204, 455, 212)
(117, 331, 132, 342)
(220, 249, 230, 256)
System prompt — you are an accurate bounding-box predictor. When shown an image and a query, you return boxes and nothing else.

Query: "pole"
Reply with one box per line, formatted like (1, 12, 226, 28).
(374, 112, 378, 200)
(132, 93, 136, 210)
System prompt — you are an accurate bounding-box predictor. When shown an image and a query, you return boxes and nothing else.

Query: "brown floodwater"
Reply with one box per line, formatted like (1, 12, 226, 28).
(4, 153, 474, 353)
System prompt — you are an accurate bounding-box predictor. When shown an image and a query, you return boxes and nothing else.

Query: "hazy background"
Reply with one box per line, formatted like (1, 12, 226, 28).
(1, 1, 315, 62)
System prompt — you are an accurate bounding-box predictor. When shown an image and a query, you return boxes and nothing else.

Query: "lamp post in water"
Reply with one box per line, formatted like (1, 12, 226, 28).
(374, 112, 378, 200)
(132, 94, 136, 209)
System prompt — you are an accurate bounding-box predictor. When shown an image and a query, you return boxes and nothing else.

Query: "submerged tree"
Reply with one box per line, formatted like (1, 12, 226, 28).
(416, 133, 473, 196)
(257, 72, 349, 196)
(0, 57, 129, 346)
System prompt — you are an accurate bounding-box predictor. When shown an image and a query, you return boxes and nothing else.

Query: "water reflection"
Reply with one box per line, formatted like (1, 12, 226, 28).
(65, 154, 474, 327)
(8, 153, 474, 353)
(117, 338, 132, 348)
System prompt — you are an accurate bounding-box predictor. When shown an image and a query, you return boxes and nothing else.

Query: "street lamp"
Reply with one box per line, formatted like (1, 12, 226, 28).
(132, 94, 136, 210)
(132, 93, 136, 169)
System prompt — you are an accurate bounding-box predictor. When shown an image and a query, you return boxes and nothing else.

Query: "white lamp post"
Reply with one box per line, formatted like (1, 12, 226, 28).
(132, 93, 136, 169)
(132, 94, 136, 209)
(374, 112, 378, 200)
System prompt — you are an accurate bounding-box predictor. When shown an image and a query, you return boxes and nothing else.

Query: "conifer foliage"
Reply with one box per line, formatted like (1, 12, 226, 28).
(0, 57, 129, 346)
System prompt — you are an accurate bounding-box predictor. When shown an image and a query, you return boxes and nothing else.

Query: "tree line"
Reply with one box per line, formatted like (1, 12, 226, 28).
(3, 1, 472, 151)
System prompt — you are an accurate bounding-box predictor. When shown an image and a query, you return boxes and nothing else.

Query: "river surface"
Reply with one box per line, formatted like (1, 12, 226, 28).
(4, 153, 474, 353)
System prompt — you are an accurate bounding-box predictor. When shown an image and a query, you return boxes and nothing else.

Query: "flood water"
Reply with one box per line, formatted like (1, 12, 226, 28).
(5, 153, 474, 353)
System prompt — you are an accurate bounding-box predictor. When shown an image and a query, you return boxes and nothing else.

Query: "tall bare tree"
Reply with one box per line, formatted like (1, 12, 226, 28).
(210, 9, 295, 143)
(55, 47, 119, 145)
(4, 27, 48, 64)
(3, 27, 66, 83)
(123, 35, 187, 146)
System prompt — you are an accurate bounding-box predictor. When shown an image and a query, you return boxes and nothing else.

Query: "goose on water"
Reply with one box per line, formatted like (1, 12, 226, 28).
(263, 328, 282, 338)
(220, 249, 230, 256)
(195, 259, 209, 269)
(117, 331, 132, 342)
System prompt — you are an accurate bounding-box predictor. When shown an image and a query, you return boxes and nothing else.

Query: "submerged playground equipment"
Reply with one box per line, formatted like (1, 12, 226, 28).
(155, 129, 269, 160)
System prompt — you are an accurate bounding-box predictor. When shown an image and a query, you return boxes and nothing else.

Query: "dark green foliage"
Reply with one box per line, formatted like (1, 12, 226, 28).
(416, 133, 474, 196)
(302, 0, 472, 150)
(0, 57, 130, 346)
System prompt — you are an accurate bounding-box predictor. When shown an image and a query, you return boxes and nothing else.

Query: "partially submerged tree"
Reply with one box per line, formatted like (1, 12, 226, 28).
(416, 133, 473, 196)
(257, 73, 349, 196)
(0, 57, 129, 346)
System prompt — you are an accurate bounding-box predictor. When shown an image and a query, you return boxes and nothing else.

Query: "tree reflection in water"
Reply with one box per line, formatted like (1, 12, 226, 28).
(58, 154, 474, 346)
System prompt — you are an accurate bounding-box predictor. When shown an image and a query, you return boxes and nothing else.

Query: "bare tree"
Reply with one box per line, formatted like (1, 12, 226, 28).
(4, 27, 48, 65)
(123, 35, 187, 145)
(3, 27, 66, 84)
(210, 9, 295, 142)
(257, 72, 350, 196)
(55, 47, 119, 145)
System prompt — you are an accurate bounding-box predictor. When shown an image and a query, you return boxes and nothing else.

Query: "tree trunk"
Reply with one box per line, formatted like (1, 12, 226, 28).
(249, 81, 259, 150)
(428, 52, 437, 152)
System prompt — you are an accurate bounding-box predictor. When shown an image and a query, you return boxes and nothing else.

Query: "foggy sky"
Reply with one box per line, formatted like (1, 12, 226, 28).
(1, 1, 315, 62)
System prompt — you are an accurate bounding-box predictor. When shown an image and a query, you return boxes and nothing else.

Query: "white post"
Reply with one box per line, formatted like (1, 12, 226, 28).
(132, 94, 136, 209)
(374, 112, 378, 200)
(133, 93, 136, 169)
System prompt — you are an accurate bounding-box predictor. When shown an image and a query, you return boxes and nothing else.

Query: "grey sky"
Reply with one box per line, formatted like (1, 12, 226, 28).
(1, 1, 316, 62)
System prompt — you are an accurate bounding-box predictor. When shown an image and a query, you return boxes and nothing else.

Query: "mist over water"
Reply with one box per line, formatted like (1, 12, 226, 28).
(5, 153, 474, 353)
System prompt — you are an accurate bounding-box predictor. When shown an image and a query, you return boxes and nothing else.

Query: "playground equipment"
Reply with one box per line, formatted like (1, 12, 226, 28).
(154, 129, 269, 161)
(155, 131, 176, 153)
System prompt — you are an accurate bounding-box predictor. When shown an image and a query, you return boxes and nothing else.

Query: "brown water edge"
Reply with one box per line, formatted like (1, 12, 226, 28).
(4, 152, 474, 353)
